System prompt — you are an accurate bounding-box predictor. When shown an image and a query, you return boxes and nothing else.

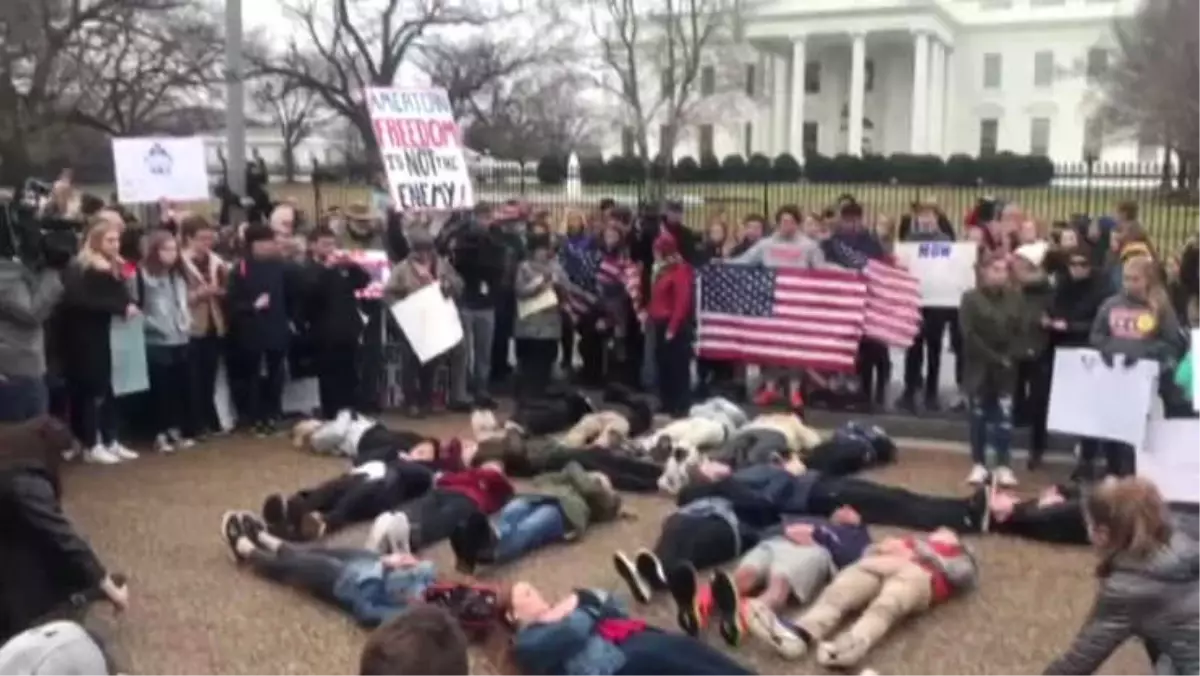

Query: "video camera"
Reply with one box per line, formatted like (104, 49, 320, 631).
(0, 178, 81, 269)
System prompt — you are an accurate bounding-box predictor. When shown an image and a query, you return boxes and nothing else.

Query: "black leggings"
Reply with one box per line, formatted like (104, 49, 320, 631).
(147, 344, 194, 437)
(316, 342, 360, 419)
(515, 338, 558, 401)
(289, 472, 407, 533)
(903, 307, 961, 398)
(992, 501, 1088, 545)
(402, 490, 481, 552)
(654, 514, 740, 571)
(856, 339, 892, 405)
(247, 544, 367, 604)
(805, 437, 883, 477)
(1014, 350, 1052, 457)
(67, 384, 118, 447)
(231, 347, 285, 426)
(510, 390, 589, 436)
(538, 448, 662, 492)
(807, 476, 979, 532)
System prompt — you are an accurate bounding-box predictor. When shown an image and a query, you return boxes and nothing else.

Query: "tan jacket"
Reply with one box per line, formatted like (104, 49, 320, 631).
(742, 413, 822, 454)
(383, 255, 463, 302)
(182, 249, 228, 337)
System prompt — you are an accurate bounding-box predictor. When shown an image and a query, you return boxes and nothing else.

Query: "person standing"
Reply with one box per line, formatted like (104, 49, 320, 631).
(181, 215, 228, 437)
(1010, 241, 1054, 470)
(447, 208, 501, 408)
(0, 257, 62, 423)
(647, 231, 694, 417)
(896, 199, 958, 413)
(130, 230, 196, 453)
(487, 201, 527, 386)
(302, 226, 371, 419)
(513, 234, 563, 401)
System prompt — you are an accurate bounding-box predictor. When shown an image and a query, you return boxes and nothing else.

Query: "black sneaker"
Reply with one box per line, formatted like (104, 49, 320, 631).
(666, 562, 701, 637)
(261, 493, 289, 538)
(238, 512, 268, 548)
(634, 549, 668, 590)
(613, 551, 651, 604)
(710, 570, 746, 647)
(220, 511, 249, 561)
(451, 511, 494, 575)
(966, 485, 992, 534)
(450, 521, 479, 575)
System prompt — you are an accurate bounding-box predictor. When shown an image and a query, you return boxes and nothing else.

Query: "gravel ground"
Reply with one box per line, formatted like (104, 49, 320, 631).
(60, 413, 1149, 675)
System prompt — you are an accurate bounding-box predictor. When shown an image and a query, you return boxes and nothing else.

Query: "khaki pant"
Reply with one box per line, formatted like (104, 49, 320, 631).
(561, 411, 630, 448)
(794, 554, 933, 657)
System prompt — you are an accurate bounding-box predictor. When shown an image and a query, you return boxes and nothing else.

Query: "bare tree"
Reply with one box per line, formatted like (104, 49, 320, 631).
(588, 0, 748, 183)
(463, 70, 599, 161)
(251, 74, 330, 181)
(1096, 0, 1199, 191)
(249, 0, 491, 161)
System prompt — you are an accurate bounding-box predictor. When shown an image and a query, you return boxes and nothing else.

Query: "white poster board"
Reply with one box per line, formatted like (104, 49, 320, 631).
(1136, 419, 1200, 504)
(1047, 347, 1159, 446)
(365, 88, 475, 211)
(894, 242, 977, 308)
(112, 137, 210, 204)
(110, 315, 149, 396)
(389, 284, 463, 363)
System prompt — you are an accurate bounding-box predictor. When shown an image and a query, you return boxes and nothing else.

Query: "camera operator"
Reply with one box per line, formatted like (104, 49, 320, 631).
(0, 183, 72, 423)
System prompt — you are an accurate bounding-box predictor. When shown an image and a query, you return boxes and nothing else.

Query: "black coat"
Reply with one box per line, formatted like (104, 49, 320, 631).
(0, 467, 107, 641)
(449, 225, 505, 311)
(1047, 273, 1108, 347)
(57, 264, 131, 394)
(225, 257, 292, 352)
(300, 259, 370, 346)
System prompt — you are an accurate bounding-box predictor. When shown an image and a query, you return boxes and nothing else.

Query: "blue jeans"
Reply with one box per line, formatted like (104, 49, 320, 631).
(493, 497, 567, 564)
(452, 308, 495, 401)
(0, 374, 49, 423)
(968, 393, 1013, 468)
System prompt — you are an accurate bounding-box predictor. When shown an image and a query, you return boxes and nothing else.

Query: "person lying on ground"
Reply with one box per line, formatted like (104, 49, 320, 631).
(771, 528, 978, 668)
(450, 461, 623, 574)
(710, 412, 822, 469)
(553, 384, 657, 449)
(1043, 477, 1199, 676)
(636, 396, 748, 460)
(507, 583, 757, 676)
(292, 410, 436, 466)
(260, 452, 437, 541)
(0, 417, 129, 642)
(502, 385, 596, 437)
(221, 510, 438, 628)
(658, 420, 896, 495)
(365, 461, 514, 554)
(358, 605, 470, 676)
(474, 429, 664, 493)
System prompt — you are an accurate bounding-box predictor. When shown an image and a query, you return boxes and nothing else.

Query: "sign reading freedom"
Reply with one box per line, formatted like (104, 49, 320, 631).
(366, 87, 475, 211)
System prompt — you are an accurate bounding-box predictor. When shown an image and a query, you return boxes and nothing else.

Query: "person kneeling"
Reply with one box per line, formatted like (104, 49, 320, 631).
(221, 511, 436, 628)
(508, 583, 756, 675)
(450, 461, 622, 574)
(777, 528, 978, 668)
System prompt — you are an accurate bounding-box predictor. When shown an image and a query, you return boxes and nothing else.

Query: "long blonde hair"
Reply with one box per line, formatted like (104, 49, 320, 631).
(74, 217, 124, 272)
(1085, 477, 1172, 574)
(1123, 254, 1173, 323)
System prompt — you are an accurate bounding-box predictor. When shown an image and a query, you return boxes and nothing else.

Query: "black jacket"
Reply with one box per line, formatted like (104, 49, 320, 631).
(57, 264, 131, 393)
(300, 259, 370, 345)
(225, 257, 292, 351)
(1047, 273, 1108, 347)
(0, 468, 106, 641)
(449, 225, 505, 310)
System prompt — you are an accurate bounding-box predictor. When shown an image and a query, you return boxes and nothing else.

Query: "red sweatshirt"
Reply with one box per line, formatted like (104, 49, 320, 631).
(647, 262, 693, 337)
(902, 536, 963, 604)
(436, 468, 513, 514)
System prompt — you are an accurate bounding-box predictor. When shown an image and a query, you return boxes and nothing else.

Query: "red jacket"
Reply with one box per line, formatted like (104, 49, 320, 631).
(646, 262, 693, 336)
(436, 468, 513, 514)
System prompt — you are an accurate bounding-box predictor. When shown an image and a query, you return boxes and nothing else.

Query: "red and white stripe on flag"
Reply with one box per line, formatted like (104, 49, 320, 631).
(863, 258, 922, 348)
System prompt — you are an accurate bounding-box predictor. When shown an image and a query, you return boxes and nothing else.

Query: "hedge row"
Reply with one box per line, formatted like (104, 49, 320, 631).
(536, 152, 1057, 187)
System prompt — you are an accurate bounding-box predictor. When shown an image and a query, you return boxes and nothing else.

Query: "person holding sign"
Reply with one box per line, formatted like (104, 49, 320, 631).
(513, 234, 564, 401)
(1010, 242, 1054, 469)
(1088, 255, 1188, 476)
(959, 253, 1024, 487)
(383, 230, 463, 418)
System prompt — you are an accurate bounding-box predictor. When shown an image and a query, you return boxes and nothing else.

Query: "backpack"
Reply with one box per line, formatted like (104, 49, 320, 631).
(422, 583, 502, 641)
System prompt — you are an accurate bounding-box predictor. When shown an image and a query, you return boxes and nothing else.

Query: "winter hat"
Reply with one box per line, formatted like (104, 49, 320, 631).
(1014, 241, 1049, 268)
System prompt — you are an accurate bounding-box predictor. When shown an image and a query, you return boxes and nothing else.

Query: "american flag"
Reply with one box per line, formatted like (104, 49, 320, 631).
(697, 262, 921, 371)
(558, 247, 642, 317)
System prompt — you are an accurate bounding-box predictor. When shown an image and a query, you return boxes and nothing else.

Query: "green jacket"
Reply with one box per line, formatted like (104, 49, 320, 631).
(1013, 278, 1054, 357)
(959, 286, 1024, 397)
(524, 461, 620, 538)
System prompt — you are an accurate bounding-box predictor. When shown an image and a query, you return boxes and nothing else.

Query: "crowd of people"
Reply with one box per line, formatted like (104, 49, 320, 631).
(0, 173, 1197, 675)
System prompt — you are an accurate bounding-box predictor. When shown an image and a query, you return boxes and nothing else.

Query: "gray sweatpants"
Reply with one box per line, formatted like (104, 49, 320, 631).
(452, 308, 495, 401)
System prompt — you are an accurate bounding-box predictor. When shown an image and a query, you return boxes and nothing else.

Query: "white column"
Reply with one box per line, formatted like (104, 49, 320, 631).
(788, 37, 807, 160)
(942, 45, 957, 156)
(772, 53, 790, 155)
(847, 31, 866, 156)
(910, 30, 930, 154)
(927, 39, 946, 156)
(754, 51, 771, 154)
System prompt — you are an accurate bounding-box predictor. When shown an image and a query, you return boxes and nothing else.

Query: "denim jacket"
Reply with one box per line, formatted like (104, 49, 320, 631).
(513, 590, 629, 675)
(331, 557, 436, 627)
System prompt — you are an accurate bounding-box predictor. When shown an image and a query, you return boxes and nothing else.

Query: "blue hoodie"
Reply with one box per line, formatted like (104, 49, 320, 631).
(514, 589, 629, 676)
(331, 557, 437, 627)
(761, 515, 872, 569)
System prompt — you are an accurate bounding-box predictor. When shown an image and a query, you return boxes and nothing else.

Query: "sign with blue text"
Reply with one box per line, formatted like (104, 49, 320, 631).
(894, 241, 978, 308)
(112, 136, 209, 204)
(366, 87, 474, 211)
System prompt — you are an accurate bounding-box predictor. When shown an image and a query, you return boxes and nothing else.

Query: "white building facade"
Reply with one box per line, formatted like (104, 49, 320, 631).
(603, 0, 1157, 164)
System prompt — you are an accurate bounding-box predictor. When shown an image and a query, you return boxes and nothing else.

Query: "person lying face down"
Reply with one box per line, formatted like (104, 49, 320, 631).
(506, 583, 757, 676)
(450, 461, 623, 574)
(768, 527, 978, 668)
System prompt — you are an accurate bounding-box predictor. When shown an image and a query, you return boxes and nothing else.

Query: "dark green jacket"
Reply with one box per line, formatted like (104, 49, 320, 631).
(1013, 277, 1054, 357)
(959, 286, 1024, 397)
(524, 462, 620, 537)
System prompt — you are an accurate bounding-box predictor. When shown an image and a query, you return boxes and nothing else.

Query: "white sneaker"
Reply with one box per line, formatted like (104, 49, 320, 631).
(993, 466, 1018, 488)
(62, 447, 80, 462)
(153, 434, 175, 454)
(745, 598, 807, 659)
(109, 442, 139, 460)
(365, 512, 411, 554)
(169, 429, 195, 449)
(83, 444, 121, 465)
(966, 464, 990, 485)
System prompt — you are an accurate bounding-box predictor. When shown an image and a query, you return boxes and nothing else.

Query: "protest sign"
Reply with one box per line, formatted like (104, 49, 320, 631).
(110, 315, 149, 396)
(366, 87, 474, 211)
(893, 242, 977, 308)
(1047, 347, 1158, 446)
(389, 284, 464, 363)
(1136, 418, 1200, 504)
(112, 137, 209, 204)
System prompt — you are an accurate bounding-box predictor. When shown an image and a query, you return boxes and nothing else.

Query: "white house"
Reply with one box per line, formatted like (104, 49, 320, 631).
(601, 0, 1160, 165)
(198, 127, 342, 179)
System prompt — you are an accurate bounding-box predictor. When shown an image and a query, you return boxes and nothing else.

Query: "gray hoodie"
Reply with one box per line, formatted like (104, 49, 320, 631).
(1044, 531, 1199, 675)
(1089, 292, 1186, 364)
(733, 231, 825, 269)
(0, 261, 63, 377)
(128, 268, 191, 347)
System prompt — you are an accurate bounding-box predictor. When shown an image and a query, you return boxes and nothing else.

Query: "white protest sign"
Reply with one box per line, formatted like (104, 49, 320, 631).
(1136, 418, 1200, 504)
(894, 242, 977, 308)
(366, 88, 474, 211)
(389, 284, 464, 363)
(112, 137, 210, 204)
(1047, 347, 1159, 446)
